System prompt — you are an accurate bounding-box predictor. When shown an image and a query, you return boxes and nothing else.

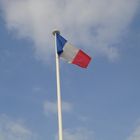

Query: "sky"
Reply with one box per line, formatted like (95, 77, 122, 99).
(0, 0, 140, 140)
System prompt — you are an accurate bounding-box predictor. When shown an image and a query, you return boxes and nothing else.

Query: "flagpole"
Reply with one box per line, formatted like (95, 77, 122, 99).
(53, 30, 63, 140)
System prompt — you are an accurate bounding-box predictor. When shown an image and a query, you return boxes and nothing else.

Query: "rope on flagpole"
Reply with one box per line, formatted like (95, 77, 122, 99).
(53, 30, 63, 140)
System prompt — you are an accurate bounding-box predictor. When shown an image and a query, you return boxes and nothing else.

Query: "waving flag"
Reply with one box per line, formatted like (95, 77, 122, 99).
(56, 33, 91, 68)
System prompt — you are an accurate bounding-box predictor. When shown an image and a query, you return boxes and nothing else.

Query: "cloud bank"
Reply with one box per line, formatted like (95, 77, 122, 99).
(0, 115, 35, 140)
(44, 100, 73, 116)
(55, 128, 95, 140)
(127, 124, 140, 140)
(0, 0, 139, 61)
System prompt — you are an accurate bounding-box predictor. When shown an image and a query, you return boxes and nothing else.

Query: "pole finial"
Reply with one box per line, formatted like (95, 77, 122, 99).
(52, 30, 60, 36)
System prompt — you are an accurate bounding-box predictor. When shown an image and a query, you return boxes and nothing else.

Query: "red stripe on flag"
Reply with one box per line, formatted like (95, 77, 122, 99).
(72, 50, 91, 68)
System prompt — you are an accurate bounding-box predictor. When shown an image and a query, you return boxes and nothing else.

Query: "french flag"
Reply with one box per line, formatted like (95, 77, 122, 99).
(56, 33, 91, 68)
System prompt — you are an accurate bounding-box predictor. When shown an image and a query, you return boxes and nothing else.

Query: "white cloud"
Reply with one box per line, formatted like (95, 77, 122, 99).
(32, 87, 44, 93)
(0, 114, 36, 140)
(127, 124, 140, 140)
(0, 0, 139, 61)
(55, 127, 95, 140)
(44, 100, 73, 115)
(78, 116, 90, 123)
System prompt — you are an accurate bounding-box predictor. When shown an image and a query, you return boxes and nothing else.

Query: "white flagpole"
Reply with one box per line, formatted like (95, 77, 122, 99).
(53, 30, 63, 140)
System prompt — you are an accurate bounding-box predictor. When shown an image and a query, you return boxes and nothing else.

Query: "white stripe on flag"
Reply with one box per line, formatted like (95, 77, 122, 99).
(60, 43, 79, 63)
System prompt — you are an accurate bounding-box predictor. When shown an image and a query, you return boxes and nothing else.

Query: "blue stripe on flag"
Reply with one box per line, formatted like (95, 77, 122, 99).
(56, 33, 67, 55)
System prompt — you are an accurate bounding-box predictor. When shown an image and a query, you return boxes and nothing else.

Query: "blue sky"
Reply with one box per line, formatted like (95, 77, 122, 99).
(0, 0, 140, 140)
